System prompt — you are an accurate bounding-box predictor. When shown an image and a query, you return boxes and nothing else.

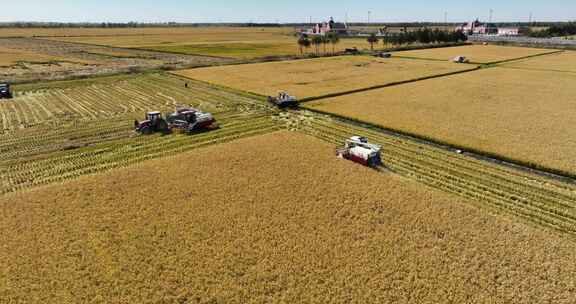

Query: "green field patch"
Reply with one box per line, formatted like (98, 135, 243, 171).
(142, 42, 293, 59)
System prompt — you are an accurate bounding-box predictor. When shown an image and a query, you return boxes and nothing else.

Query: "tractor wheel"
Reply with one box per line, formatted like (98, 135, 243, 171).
(157, 119, 171, 134)
(140, 126, 153, 135)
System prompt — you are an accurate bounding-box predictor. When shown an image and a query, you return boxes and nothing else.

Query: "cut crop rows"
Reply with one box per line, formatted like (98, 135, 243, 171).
(297, 112, 576, 236)
(0, 73, 269, 132)
(0, 114, 280, 194)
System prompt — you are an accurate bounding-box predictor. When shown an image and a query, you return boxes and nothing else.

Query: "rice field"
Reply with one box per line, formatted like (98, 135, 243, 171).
(0, 73, 276, 194)
(142, 39, 369, 59)
(0, 46, 75, 66)
(174, 56, 475, 99)
(503, 50, 576, 73)
(2, 131, 576, 303)
(393, 44, 555, 64)
(0, 73, 260, 131)
(30, 27, 372, 58)
(305, 66, 576, 175)
(40, 27, 296, 47)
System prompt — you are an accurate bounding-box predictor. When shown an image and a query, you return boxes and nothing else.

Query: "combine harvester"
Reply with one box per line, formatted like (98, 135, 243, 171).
(166, 106, 218, 133)
(135, 107, 217, 135)
(452, 56, 470, 63)
(336, 136, 382, 168)
(0, 83, 12, 99)
(268, 91, 298, 108)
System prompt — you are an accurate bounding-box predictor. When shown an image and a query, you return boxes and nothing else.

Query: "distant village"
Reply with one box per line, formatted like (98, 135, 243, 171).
(300, 17, 520, 37)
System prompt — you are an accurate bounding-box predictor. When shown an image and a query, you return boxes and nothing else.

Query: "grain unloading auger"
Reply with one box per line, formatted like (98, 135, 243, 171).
(336, 136, 382, 168)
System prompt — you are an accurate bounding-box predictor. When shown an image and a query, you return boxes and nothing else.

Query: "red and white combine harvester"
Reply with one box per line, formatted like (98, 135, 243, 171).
(336, 136, 382, 168)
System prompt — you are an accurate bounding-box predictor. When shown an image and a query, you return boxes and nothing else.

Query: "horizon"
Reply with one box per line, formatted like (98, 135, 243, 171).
(1, 0, 574, 24)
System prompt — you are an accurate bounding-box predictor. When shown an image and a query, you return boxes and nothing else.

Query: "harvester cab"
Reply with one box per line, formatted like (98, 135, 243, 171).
(453, 56, 470, 63)
(336, 136, 382, 168)
(135, 111, 170, 135)
(0, 83, 13, 99)
(166, 106, 218, 133)
(267, 91, 298, 108)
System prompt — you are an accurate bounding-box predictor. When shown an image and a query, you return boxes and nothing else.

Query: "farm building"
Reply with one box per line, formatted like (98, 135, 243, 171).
(456, 19, 519, 36)
(303, 17, 349, 36)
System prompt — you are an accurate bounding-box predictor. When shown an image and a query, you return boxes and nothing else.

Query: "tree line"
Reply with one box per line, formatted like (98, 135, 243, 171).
(297, 28, 467, 55)
(525, 22, 576, 38)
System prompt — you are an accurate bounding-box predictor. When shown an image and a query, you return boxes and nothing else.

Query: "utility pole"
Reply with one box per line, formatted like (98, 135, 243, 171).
(368, 11, 371, 24)
(489, 9, 494, 23)
(529, 12, 533, 24)
(444, 11, 448, 25)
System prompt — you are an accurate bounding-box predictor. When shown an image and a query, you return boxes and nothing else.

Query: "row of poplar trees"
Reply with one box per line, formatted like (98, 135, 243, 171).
(298, 28, 468, 55)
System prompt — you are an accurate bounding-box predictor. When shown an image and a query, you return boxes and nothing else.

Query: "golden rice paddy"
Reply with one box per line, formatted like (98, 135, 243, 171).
(394, 44, 555, 63)
(1, 131, 575, 303)
(305, 66, 576, 174)
(174, 56, 475, 98)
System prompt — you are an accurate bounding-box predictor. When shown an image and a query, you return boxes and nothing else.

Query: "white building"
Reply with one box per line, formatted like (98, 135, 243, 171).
(456, 19, 519, 36)
(303, 17, 349, 36)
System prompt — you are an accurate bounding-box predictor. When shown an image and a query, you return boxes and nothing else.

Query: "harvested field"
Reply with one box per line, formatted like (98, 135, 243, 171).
(305, 67, 576, 174)
(43, 27, 369, 59)
(1, 131, 576, 303)
(174, 56, 475, 99)
(0, 73, 257, 131)
(0, 46, 75, 66)
(394, 44, 554, 64)
(0, 38, 230, 83)
(40, 27, 296, 46)
(503, 50, 576, 73)
(0, 72, 275, 194)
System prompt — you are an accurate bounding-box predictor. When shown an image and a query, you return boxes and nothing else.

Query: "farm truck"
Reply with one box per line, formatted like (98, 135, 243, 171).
(337, 136, 382, 168)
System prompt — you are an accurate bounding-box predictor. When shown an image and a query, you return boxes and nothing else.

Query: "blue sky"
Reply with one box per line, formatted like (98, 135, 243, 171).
(1, 0, 574, 23)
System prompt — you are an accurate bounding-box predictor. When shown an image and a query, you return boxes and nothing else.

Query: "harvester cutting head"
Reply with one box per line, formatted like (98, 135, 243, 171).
(268, 91, 298, 108)
(336, 136, 382, 168)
